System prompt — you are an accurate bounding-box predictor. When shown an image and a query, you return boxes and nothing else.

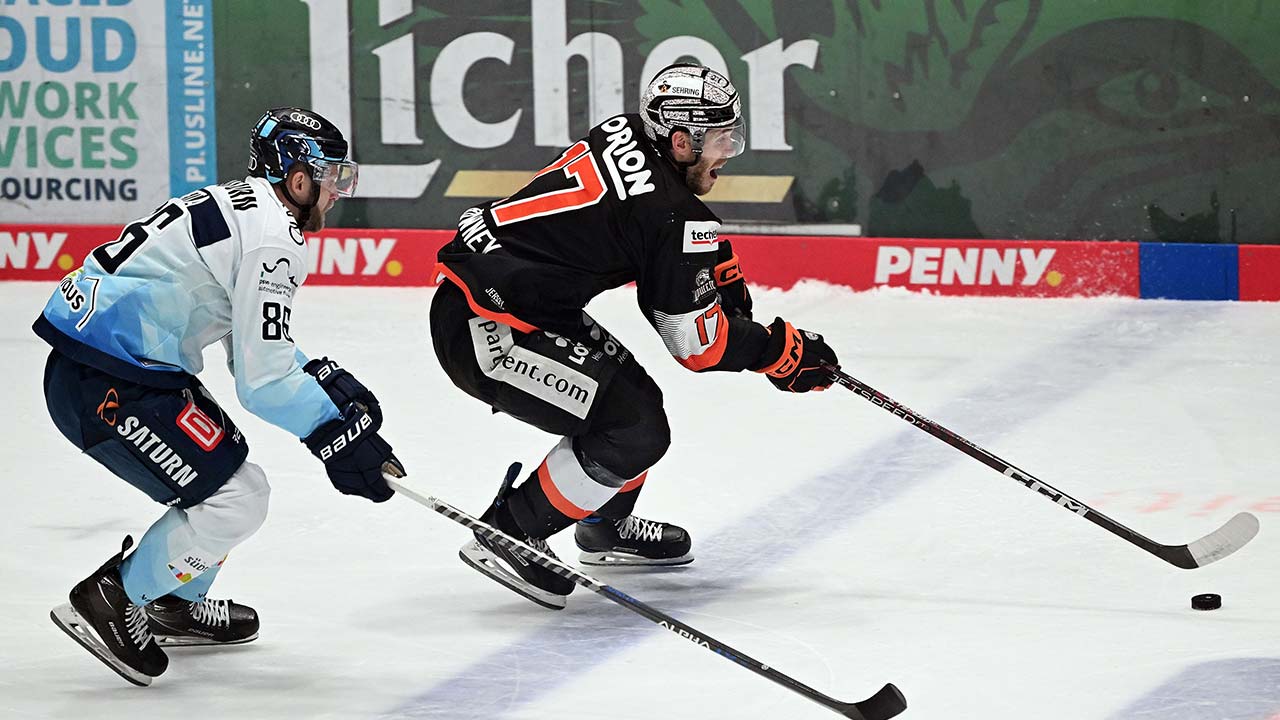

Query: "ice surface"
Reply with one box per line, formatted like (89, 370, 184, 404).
(2, 280, 1276, 719)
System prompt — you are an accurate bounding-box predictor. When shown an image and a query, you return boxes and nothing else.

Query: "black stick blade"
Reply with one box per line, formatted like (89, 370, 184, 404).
(840, 682, 907, 720)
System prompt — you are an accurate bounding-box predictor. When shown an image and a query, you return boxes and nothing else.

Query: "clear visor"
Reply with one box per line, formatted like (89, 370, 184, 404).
(700, 120, 746, 159)
(309, 158, 360, 198)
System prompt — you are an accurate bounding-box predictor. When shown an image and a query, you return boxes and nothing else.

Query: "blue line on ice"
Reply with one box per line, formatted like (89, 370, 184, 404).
(1109, 658, 1280, 719)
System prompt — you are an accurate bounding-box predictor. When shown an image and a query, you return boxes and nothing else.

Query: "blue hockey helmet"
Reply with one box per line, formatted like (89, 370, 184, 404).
(248, 107, 358, 197)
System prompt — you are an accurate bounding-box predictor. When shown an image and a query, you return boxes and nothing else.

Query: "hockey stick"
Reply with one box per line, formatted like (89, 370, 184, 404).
(383, 470, 907, 720)
(820, 363, 1259, 569)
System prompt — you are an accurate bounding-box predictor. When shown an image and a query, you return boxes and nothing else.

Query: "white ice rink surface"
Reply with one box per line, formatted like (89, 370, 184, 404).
(1, 280, 1277, 720)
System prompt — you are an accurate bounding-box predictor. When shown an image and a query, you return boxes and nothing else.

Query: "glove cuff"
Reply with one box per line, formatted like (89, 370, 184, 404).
(303, 357, 342, 387)
(754, 317, 803, 378)
(714, 253, 743, 286)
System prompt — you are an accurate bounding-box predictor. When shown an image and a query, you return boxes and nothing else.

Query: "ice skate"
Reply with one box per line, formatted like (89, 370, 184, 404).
(575, 515, 693, 566)
(147, 595, 260, 646)
(50, 537, 168, 686)
(459, 463, 575, 610)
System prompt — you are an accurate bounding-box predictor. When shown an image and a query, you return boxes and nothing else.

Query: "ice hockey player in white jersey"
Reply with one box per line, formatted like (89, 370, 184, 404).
(36, 107, 404, 686)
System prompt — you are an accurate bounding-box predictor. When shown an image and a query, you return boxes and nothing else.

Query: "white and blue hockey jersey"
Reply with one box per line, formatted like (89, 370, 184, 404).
(35, 176, 340, 438)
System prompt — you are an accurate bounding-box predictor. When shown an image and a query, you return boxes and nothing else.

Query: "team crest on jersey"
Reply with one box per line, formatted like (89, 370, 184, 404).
(682, 221, 721, 253)
(693, 267, 716, 303)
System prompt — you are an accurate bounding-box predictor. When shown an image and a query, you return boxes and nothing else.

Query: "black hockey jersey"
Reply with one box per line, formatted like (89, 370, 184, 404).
(436, 113, 769, 372)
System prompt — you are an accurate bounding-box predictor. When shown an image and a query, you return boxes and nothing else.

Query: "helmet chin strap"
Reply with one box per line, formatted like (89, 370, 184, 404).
(657, 132, 700, 173)
(675, 152, 700, 174)
(281, 168, 321, 228)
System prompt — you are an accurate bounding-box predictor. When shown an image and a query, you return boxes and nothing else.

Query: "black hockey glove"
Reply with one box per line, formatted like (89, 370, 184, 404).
(302, 403, 399, 503)
(714, 252, 752, 320)
(303, 357, 382, 425)
(754, 317, 839, 393)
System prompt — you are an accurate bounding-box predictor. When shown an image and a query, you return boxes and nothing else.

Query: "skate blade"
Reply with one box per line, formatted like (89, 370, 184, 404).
(459, 540, 567, 610)
(578, 550, 694, 567)
(155, 632, 259, 647)
(50, 604, 153, 687)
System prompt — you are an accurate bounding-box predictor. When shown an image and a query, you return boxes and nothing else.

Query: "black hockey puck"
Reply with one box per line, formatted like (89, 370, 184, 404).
(1191, 593, 1222, 611)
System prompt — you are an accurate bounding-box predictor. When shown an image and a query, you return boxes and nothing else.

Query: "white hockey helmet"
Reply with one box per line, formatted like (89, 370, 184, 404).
(640, 63, 746, 160)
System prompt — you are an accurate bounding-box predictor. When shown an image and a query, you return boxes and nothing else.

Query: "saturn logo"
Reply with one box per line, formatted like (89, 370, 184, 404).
(96, 388, 120, 426)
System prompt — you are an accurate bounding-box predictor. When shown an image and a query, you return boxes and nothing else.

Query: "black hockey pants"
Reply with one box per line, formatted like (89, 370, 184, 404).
(430, 281, 669, 520)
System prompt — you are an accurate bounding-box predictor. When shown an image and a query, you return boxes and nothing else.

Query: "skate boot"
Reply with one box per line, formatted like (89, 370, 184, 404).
(575, 515, 693, 566)
(147, 595, 260, 646)
(50, 536, 169, 686)
(459, 463, 576, 610)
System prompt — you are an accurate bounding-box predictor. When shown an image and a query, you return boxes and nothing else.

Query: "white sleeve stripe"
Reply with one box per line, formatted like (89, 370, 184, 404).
(653, 302, 720, 360)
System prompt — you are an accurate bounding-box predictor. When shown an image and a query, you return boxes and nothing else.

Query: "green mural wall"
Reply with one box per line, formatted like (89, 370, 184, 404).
(213, 1, 1280, 243)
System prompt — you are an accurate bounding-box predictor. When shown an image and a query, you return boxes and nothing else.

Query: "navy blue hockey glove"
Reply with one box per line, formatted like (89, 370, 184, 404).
(714, 252, 752, 320)
(754, 317, 838, 393)
(302, 403, 399, 503)
(303, 357, 382, 425)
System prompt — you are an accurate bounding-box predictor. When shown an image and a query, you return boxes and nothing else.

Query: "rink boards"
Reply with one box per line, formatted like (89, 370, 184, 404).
(1, 224, 1277, 301)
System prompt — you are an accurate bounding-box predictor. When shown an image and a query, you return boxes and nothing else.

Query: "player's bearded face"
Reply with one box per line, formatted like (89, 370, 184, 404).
(301, 183, 336, 232)
(683, 128, 736, 196)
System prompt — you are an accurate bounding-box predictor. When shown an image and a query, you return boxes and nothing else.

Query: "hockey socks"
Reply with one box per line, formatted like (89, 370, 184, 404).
(513, 437, 626, 531)
(120, 508, 227, 606)
(587, 471, 647, 519)
(119, 462, 269, 605)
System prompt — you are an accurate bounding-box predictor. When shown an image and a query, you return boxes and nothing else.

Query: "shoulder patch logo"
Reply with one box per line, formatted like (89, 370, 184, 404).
(693, 266, 716, 302)
(682, 220, 721, 253)
(259, 257, 299, 296)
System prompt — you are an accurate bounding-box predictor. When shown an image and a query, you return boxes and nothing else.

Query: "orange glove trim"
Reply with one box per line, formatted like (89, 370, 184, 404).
(714, 254, 744, 286)
(756, 321, 803, 378)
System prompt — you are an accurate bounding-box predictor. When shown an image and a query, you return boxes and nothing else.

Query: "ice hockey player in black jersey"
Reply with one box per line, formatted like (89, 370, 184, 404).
(39, 108, 403, 685)
(431, 64, 839, 609)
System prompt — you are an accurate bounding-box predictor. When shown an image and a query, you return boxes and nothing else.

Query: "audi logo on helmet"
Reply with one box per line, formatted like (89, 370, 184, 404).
(289, 112, 322, 130)
(247, 106, 350, 183)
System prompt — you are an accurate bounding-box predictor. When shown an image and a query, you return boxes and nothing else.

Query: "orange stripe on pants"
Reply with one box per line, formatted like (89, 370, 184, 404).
(537, 460, 594, 520)
(619, 471, 648, 494)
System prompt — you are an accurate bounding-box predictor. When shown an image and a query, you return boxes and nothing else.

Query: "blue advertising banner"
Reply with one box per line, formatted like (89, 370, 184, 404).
(164, 0, 216, 197)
